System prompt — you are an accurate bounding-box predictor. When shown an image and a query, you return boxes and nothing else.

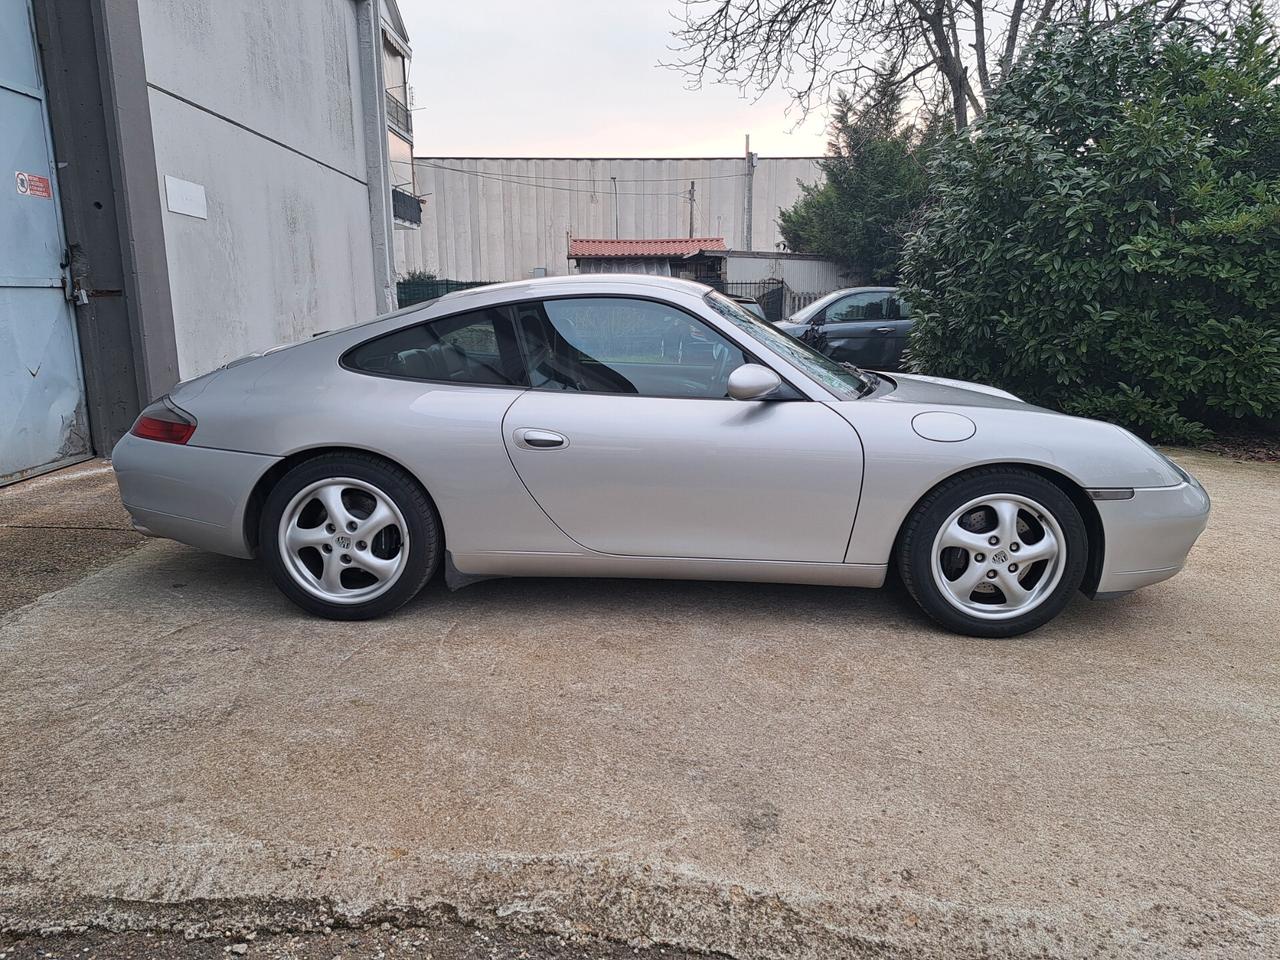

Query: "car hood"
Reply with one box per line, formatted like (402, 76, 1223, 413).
(880, 373, 1039, 411)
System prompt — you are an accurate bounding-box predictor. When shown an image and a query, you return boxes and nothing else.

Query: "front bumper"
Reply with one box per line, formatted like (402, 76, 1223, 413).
(1093, 480, 1210, 594)
(111, 433, 280, 558)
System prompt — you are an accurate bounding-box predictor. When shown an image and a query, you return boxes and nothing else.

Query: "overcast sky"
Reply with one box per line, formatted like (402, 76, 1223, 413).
(397, 0, 831, 158)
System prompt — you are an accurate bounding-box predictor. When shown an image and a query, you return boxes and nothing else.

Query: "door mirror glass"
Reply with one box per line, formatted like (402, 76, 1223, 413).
(726, 363, 782, 401)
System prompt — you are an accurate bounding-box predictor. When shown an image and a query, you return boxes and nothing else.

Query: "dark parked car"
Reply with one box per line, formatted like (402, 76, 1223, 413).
(729, 295, 767, 322)
(776, 287, 911, 370)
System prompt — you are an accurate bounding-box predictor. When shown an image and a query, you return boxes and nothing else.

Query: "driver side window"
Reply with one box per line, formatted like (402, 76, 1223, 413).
(517, 297, 748, 399)
(826, 292, 894, 322)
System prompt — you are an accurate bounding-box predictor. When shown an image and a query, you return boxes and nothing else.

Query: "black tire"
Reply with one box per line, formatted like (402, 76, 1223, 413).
(897, 467, 1088, 638)
(259, 453, 441, 620)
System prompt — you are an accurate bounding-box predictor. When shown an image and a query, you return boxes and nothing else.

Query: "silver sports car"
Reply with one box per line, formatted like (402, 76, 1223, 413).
(112, 276, 1209, 637)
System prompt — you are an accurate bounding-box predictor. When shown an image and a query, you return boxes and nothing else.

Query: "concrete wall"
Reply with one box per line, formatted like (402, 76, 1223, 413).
(723, 253, 852, 292)
(393, 225, 426, 277)
(137, 0, 379, 377)
(414, 157, 825, 282)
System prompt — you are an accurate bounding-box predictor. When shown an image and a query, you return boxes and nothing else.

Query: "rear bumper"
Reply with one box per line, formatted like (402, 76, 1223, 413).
(111, 433, 280, 559)
(1094, 481, 1210, 594)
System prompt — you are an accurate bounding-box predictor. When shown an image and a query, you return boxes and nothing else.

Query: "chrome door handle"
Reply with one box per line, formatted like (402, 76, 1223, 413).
(873, 326, 893, 334)
(514, 428, 568, 450)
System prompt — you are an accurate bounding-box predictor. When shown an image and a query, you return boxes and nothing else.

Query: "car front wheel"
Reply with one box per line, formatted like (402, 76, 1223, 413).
(260, 453, 440, 620)
(897, 468, 1088, 638)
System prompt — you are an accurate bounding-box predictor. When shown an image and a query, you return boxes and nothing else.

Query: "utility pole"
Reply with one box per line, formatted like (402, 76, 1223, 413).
(611, 176, 619, 239)
(688, 180, 696, 238)
(743, 134, 757, 251)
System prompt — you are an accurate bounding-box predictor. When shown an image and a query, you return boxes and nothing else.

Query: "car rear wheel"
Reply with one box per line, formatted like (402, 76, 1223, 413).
(897, 468, 1087, 638)
(260, 453, 440, 620)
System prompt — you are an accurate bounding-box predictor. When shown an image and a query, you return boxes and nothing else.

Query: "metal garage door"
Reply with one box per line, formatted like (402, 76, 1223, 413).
(0, 0, 90, 484)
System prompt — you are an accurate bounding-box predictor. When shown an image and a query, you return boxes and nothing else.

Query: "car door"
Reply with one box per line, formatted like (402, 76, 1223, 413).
(860, 294, 911, 370)
(817, 291, 907, 368)
(501, 296, 864, 563)
(884, 295, 912, 368)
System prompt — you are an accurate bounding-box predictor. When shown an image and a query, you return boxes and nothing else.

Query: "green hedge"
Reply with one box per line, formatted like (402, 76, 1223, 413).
(901, 12, 1280, 443)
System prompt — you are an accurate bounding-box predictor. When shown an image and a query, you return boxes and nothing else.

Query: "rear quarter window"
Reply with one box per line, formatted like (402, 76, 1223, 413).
(343, 307, 525, 386)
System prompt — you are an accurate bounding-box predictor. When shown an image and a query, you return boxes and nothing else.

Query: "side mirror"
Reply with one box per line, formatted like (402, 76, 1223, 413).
(727, 363, 783, 401)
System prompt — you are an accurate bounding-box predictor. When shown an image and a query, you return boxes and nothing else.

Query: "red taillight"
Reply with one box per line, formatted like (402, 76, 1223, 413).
(130, 396, 197, 444)
(132, 416, 196, 444)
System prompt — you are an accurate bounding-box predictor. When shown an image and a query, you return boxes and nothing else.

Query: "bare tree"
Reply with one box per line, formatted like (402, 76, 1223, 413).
(668, 0, 1253, 128)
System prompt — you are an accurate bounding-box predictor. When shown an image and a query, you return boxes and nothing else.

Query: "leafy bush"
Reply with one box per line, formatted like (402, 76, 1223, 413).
(779, 84, 943, 284)
(901, 11, 1280, 443)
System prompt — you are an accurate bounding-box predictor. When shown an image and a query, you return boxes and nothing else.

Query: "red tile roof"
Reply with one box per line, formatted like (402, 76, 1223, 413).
(568, 237, 727, 258)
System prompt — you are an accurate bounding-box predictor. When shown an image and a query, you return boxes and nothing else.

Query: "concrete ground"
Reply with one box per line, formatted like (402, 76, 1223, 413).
(0, 460, 143, 613)
(0, 449, 1276, 960)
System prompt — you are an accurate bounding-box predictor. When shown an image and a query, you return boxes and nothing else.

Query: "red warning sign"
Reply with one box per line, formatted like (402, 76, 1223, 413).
(15, 171, 52, 199)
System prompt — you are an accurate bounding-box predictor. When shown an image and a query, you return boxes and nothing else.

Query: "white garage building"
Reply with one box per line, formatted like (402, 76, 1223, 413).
(1, 0, 412, 484)
(412, 155, 834, 282)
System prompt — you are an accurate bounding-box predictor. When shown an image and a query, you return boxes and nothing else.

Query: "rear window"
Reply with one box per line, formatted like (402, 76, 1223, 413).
(343, 308, 525, 386)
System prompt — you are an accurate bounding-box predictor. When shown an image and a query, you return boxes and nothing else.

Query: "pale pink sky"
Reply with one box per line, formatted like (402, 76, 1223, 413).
(398, 0, 831, 157)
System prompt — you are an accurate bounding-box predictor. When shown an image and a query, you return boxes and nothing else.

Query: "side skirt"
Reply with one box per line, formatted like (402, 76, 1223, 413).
(446, 550, 887, 590)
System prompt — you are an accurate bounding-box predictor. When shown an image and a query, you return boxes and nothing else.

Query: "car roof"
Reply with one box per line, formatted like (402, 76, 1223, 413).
(353, 274, 716, 332)
(439, 273, 713, 305)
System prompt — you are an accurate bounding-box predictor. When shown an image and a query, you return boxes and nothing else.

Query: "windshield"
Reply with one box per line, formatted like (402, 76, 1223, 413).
(787, 290, 843, 324)
(703, 291, 869, 400)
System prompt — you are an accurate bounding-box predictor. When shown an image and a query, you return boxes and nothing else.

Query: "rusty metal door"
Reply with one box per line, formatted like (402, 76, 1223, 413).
(0, 0, 90, 483)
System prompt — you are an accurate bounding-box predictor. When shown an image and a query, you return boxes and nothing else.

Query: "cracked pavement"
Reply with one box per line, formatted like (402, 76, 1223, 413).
(0, 450, 1277, 958)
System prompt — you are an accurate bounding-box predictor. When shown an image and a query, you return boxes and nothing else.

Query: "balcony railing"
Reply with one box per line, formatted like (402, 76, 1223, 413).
(392, 187, 421, 226)
(386, 92, 411, 134)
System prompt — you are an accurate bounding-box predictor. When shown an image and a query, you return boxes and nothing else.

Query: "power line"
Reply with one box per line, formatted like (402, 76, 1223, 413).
(416, 159, 748, 185)
(414, 162, 690, 197)
(390, 159, 724, 202)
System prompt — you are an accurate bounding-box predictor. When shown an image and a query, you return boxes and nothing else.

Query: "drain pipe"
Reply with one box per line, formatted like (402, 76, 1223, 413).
(355, 0, 395, 313)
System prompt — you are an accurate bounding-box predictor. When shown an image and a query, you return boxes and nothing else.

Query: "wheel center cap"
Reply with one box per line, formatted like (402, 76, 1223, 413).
(335, 535, 351, 550)
(992, 549, 1008, 564)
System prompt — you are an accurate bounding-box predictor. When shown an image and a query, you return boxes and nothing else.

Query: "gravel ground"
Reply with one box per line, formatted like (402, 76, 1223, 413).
(1, 449, 1276, 959)
(0, 923, 713, 960)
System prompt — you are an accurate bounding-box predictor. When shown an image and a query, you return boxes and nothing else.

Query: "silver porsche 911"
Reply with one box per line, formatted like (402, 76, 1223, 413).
(112, 276, 1209, 637)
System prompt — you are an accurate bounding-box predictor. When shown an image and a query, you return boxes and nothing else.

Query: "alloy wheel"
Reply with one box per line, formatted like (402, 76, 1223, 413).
(930, 493, 1066, 621)
(277, 477, 409, 604)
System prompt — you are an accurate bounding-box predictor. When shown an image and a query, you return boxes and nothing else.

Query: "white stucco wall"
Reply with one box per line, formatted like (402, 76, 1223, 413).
(138, 0, 379, 377)
(414, 157, 825, 282)
(723, 253, 853, 292)
(393, 225, 425, 276)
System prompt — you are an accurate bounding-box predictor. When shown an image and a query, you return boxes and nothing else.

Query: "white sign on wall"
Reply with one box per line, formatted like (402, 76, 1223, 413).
(164, 175, 208, 220)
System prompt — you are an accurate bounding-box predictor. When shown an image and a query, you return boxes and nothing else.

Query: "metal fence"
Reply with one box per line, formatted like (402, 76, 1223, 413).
(716, 281, 830, 322)
(396, 278, 494, 308)
(783, 288, 826, 319)
(702, 279, 793, 322)
(391, 188, 422, 226)
(385, 92, 411, 133)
